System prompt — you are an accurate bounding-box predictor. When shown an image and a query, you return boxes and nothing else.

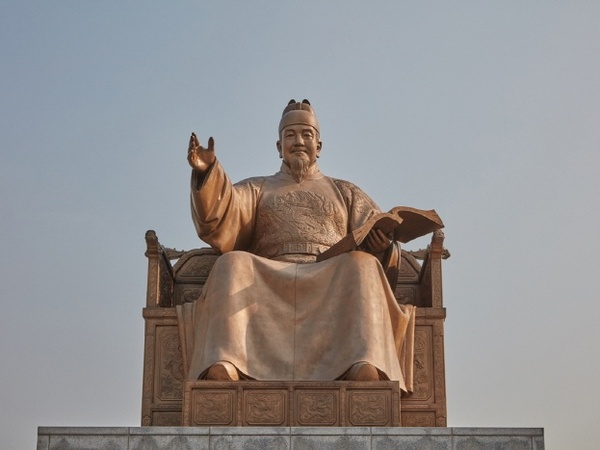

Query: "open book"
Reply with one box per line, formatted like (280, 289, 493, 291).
(316, 206, 444, 262)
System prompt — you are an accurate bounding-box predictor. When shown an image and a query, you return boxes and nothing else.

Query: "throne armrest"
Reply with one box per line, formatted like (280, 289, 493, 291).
(418, 230, 449, 308)
(144, 230, 175, 308)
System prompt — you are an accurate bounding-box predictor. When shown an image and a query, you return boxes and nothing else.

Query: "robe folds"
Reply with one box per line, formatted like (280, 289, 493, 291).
(178, 160, 415, 392)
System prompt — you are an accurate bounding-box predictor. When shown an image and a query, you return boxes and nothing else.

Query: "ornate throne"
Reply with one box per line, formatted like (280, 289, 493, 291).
(141, 230, 448, 427)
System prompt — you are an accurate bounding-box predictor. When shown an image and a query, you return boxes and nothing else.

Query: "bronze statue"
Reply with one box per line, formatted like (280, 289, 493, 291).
(183, 100, 416, 392)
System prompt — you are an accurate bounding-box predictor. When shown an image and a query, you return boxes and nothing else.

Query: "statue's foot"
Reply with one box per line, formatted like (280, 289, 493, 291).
(344, 362, 380, 381)
(206, 361, 240, 381)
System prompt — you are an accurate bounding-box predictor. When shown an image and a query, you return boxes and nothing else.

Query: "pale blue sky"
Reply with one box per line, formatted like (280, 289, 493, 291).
(1, 2, 599, 449)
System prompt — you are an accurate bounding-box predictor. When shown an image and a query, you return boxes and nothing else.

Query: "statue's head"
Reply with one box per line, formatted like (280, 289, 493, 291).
(277, 99, 322, 182)
(278, 99, 320, 136)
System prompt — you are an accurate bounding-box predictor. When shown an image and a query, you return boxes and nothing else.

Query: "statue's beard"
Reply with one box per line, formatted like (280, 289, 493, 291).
(290, 155, 310, 183)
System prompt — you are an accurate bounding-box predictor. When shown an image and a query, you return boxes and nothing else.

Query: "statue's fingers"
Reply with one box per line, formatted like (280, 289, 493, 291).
(207, 136, 215, 152)
(366, 229, 389, 252)
(193, 133, 202, 148)
(378, 228, 391, 242)
(374, 228, 390, 243)
(364, 233, 375, 249)
(381, 232, 392, 247)
(371, 235, 382, 248)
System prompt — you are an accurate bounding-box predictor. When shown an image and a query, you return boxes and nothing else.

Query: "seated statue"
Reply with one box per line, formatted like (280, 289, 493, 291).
(183, 99, 416, 392)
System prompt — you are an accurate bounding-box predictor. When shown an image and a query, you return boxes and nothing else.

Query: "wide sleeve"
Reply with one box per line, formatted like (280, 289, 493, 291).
(190, 159, 263, 253)
(332, 178, 401, 289)
(331, 178, 381, 231)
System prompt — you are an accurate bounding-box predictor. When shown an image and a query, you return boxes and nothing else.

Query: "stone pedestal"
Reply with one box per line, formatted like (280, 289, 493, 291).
(37, 427, 544, 449)
(183, 380, 400, 427)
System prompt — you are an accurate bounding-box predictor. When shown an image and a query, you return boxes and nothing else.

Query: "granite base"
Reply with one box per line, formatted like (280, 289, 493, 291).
(37, 426, 544, 450)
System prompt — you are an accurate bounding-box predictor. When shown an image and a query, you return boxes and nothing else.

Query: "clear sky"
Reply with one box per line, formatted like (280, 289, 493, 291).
(1, 2, 599, 449)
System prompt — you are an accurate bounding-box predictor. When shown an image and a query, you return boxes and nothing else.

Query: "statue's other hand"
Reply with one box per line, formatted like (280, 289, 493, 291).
(363, 228, 392, 255)
(188, 133, 216, 172)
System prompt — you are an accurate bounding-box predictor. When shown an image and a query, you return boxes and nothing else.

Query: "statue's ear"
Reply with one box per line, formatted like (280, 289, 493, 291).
(276, 140, 282, 158)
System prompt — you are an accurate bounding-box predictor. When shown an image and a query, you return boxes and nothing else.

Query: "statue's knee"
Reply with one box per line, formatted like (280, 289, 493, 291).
(345, 250, 378, 266)
(214, 250, 252, 270)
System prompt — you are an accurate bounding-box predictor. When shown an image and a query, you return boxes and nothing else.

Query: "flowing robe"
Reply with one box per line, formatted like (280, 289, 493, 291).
(181, 160, 414, 391)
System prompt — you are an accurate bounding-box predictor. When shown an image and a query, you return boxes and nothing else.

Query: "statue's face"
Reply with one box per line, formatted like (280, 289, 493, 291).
(277, 124, 322, 166)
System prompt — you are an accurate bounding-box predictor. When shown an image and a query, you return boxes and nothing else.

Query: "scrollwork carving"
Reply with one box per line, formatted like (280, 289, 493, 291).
(245, 392, 285, 425)
(180, 256, 219, 278)
(193, 392, 233, 425)
(181, 288, 203, 304)
(402, 412, 436, 427)
(411, 327, 432, 401)
(154, 412, 182, 426)
(158, 329, 183, 400)
(298, 392, 336, 425)
(349, 392, 387, 425)
(395, 286, 416, 305)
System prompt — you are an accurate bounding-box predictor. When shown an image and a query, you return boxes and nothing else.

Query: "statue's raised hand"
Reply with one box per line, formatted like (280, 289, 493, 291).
(188, 133, 216, 173)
